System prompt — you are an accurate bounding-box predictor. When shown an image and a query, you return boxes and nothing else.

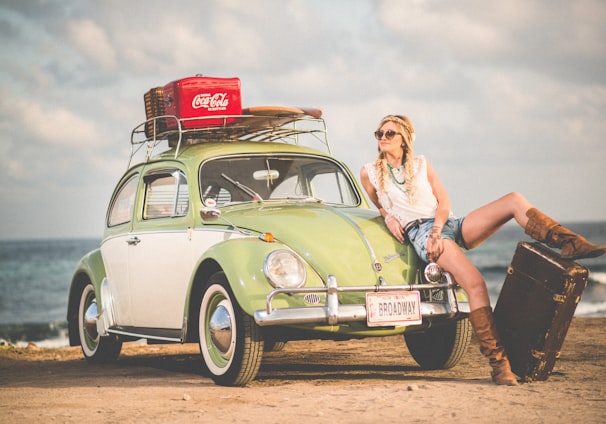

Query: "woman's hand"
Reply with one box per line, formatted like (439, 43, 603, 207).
(385, 214, 404, 243)
(427, 226, 444, 262)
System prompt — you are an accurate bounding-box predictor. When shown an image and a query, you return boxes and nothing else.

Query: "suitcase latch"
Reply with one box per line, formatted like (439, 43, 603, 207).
(552, 293, 567, 304)
(531, 349, 546, 360)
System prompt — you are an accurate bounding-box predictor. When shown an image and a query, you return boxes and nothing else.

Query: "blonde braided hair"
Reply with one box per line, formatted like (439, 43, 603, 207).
(374, 115, 417, 203)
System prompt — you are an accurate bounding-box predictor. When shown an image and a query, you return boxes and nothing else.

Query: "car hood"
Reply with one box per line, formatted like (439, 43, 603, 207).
(220, 202, 416, 286)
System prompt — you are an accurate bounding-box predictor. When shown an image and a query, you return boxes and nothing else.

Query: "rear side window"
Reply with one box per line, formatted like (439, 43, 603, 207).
(143, 170, 189, 219)
(108, 174, 139, 227)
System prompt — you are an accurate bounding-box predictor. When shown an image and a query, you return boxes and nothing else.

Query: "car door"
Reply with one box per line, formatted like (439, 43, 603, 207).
(101, 172, 140, 326)
(127, 168, 195, 330)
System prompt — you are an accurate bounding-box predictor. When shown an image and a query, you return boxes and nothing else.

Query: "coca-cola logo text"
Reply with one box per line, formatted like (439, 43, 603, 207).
(192, 93, 230, 111)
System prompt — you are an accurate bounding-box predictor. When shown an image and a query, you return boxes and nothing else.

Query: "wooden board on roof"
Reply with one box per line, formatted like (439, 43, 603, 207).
(241, 106, 323, 129)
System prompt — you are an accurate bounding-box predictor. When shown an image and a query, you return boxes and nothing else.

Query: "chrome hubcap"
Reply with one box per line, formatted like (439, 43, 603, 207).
(84, 299, 99, 341)
(209, 302, 232, 354)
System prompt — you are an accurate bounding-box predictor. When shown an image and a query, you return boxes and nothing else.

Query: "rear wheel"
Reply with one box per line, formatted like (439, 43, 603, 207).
(78, 283, 122, 363)
(404, 318, 471, 369)
(198, 272, 264, 386)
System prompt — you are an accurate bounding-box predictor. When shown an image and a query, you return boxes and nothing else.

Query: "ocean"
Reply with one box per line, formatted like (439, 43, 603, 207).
(1, 222, 605, 348)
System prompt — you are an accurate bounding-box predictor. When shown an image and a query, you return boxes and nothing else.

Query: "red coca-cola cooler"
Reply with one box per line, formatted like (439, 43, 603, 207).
(163, 76, 242, 129)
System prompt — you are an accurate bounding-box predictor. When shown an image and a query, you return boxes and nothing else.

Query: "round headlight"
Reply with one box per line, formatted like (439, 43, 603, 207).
(264, 249, 306, 288)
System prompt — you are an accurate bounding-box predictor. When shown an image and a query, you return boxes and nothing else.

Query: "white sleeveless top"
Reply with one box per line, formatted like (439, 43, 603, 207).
(363, 155, 438, 226)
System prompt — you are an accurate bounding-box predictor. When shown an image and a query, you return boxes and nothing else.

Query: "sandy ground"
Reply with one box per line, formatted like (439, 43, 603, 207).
(0, 317, 604, 423)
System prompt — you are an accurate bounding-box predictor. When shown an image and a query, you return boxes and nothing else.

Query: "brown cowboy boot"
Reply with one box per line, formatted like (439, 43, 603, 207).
(469, 306, 518, 386)
(525, 208, 606, 260)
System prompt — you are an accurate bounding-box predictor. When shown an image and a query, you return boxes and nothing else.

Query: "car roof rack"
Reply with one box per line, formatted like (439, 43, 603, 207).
(128, 106, 330, 168)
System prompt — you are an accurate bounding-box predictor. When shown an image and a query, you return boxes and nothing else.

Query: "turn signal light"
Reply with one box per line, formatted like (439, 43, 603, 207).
(259, 232, 275, 243)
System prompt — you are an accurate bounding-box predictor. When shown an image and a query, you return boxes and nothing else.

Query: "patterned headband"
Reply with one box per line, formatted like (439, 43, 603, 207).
(383, 115, 415, 141)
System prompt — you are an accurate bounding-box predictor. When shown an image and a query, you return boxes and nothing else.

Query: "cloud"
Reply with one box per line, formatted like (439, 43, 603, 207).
(6, 159, 24, 180)
(378, 1, 509, 60)
(65, 18, 117, 72)
(1, 94, 102, 148)
(0, 0, 605, 240)
(378, 0, 606, 83)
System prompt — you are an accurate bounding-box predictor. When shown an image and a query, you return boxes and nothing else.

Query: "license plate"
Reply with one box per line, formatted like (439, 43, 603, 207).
(365, 291, 422, 327)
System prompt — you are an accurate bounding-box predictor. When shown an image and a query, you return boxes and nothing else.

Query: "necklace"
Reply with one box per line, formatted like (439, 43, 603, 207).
(387, 163, 405, 185)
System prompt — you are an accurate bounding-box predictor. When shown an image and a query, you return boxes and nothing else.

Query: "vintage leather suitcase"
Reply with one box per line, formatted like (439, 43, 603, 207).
(163, 76, 242, 129)
(144, 87, 166, 137)
(493, 241, 589, 382)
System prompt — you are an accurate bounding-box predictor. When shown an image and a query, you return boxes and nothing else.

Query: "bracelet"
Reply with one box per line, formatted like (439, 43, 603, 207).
(430, 226, 442, 238)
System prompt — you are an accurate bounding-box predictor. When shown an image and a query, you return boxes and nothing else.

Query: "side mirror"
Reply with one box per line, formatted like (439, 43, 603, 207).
(199, 204, 250, 235)
(200, 206, 221, 221)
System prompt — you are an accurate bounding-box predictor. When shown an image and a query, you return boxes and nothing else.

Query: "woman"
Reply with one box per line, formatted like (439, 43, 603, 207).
(360, 114, 606, 386)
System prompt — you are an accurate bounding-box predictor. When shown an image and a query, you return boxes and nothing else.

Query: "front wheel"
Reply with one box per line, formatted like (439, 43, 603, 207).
(78, 283, 122, 363)
(404, 318, 471, 370)
(198, 272, 264, 386)
(264, 341, 287, 352)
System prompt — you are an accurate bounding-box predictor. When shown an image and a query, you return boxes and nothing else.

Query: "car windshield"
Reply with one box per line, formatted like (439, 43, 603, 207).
(200, 154, 360, 207)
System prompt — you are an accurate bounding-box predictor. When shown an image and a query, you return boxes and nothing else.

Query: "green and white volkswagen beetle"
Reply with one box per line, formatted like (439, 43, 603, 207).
(67, 106, 471, 386)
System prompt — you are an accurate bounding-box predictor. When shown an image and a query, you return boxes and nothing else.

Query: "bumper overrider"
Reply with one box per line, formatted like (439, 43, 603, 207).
(254, 273, 470, 327)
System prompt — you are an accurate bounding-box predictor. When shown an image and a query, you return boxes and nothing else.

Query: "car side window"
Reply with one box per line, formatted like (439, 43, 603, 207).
(143, 170, 189, 219)
(108, 174, 139, 227)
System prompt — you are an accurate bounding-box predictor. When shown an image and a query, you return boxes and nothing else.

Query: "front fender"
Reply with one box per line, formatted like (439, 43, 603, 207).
(67, 248, 106, 346)
(194, 237, 325, 316)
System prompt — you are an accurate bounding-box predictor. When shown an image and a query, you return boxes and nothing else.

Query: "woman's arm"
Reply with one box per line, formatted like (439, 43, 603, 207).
(360, 166, 404, 243)
(360, 166, 385, 216)
(426, 160, 451, 228)
(426, 159, 451, 260)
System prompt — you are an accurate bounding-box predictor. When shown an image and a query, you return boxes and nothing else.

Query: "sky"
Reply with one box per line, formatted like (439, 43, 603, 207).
(1, 0, 605, 240)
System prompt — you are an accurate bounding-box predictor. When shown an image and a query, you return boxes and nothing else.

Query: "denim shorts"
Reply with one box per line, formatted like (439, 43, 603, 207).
(405, 217, 467, 262)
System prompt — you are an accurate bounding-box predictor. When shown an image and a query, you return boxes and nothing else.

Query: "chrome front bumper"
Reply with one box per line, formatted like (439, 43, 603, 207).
(253, 273, 470, 327)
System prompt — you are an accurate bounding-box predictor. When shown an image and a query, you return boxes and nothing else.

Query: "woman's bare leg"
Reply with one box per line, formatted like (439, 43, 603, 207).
(437, 241, 519, 385)
(436, 240, 490, 310)
(461, 192, 532, 249)
(436, 192, 532, 307)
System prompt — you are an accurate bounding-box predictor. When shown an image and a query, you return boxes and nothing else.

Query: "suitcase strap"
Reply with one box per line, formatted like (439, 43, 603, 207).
(507, 266, 573, 304)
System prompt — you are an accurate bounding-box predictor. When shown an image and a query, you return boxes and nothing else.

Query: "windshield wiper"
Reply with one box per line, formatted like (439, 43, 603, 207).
(221, 173, 263, 201)
(286, 196, 324, 203)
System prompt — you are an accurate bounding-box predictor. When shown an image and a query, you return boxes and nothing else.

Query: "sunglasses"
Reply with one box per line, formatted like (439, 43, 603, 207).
(374, 130, 401, 140)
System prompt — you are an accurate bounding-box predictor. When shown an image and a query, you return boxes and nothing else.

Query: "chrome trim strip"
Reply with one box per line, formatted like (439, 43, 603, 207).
(330, 208, 381, 273)
(107, 328, 182, 343)
(102, 227, 244, 245)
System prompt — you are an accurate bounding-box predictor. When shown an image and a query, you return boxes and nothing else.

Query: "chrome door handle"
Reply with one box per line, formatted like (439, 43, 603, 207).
(126, 237, 141, 246)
